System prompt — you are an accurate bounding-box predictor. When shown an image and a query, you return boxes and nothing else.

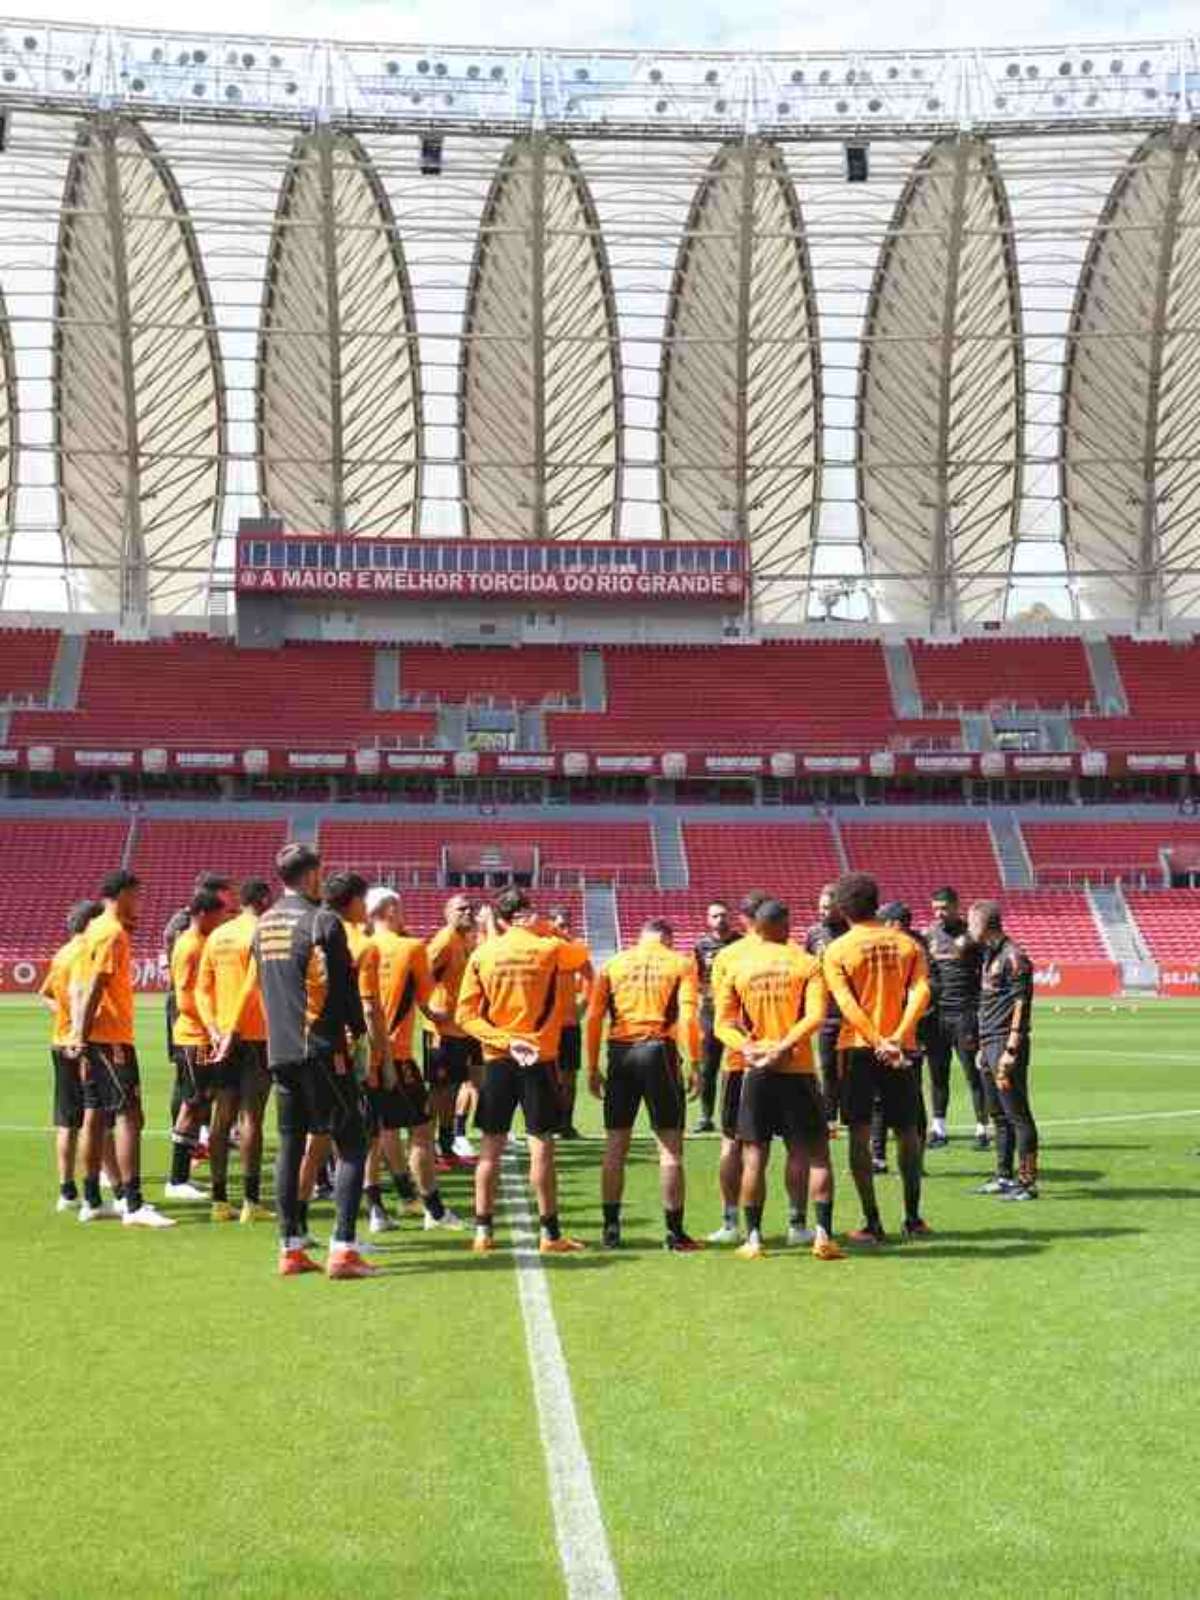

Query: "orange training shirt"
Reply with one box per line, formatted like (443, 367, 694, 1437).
(171, 924, 210, 1049)
(40, 933, 86, 1049)
(376, 928, 435, 1062)
(584, 939, 699, 1069)
(822, 922, 931, 1050)
(80, 907, 136, 1046)
(456, 923, 590, 1063)
(426, 924, 471, 1039)
(714, 939, 826, 1074)
(196, 909, 266, 1042)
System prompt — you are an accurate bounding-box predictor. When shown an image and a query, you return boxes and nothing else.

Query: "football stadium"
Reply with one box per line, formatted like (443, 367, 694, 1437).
(1, 16, 1199, 1598)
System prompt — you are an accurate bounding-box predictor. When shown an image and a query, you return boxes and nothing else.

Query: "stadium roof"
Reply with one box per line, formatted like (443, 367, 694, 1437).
(0, 22, 1199, 628)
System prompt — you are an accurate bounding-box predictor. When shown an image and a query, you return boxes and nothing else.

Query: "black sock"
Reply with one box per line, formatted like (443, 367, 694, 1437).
(60, 1180, 78, 1200)
(297, 1201, 309, 1234)
(864, 1205, 882, 1231)
(244, 1172, 260, 1204)
(474, 1211, 494, 1234)
(438, 1126, 454, 1157)
(212, 1179, 228, 1203)
(815, 1201, 833, 1235)
(540, 1212, 561, 1241)
(744, 1204, 764, 1237)
(454, 1113, 467, 1138)
(394, 1170, 417, 1202)
(901, 1161, 922, 1225)
(365, 1184, 383, 1209)
(788, 1203, 806, 1228)
(125, 1180, 143, 1213)
(113, 1181, 125, 1201)
(169, 1138, 192, 1186)
(602, 1202, 621, 1227)
(665, 1207, 684, 1239)
(83, 1175, 101, 1207)
(423, 1187, 446, 1221)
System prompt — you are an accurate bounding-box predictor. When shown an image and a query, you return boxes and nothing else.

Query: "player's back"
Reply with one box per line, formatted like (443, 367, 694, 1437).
(824, 921, 926, 1047)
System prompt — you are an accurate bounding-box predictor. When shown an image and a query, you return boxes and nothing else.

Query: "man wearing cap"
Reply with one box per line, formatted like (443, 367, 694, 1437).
(253, 843, 373, 1279)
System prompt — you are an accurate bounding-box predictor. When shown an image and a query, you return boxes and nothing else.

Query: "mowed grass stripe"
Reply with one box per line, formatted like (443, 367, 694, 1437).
(544, 1008, 1200, 1599)
(0, 1000, 560, 1600)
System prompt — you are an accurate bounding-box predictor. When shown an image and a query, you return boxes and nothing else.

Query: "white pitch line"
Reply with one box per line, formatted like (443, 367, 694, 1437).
(951, 1107, 1200, 1131)
(497, 1154, 621, 1600)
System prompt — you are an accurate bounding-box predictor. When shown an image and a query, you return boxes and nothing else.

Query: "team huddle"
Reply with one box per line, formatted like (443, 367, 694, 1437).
(40, 843, 1040, 1277)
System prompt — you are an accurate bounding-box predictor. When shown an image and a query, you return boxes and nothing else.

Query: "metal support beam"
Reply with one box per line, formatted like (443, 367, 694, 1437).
(1137, 127, 1188, 628)
(529, 132, 547, 540)
(100, 115, 148, 624)
(317, 127, 347, 535)
(931, 136, 972, 632)
(734, 138, 757, 621)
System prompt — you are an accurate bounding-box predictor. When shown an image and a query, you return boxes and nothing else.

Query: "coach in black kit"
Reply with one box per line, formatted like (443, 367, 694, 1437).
(923, 887, 988, 1149)
(804, 884, 847, 1124)
(692, 900, 740, 1134)
(254, 843, 373, 1278)
(969, 900, 1039, 1201)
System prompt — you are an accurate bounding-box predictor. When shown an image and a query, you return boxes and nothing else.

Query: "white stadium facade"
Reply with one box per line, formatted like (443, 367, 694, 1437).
(0, 24, 1196, 633)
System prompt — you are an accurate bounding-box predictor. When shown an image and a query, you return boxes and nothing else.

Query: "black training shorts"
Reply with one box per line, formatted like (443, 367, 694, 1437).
(230, 1039, 272, 1113)
(426, 1033, 480, 1089)
(81, 1044, 142, 1120)
(978, 1037, 1031, 1075)
(177, 1044, 240, 1105)
(559, 1025, 582, 1076)
(736, 1069, 826, 1147)
(51, 1048, 83, 1130)
(367, 1059, 430, 1131)
(840, 1048, 922, 1132)
(273, 1055, 367, 1155)
(719, 1070, 745, 1139)
(603, 1039, 685, 1134)
(475, 1057, 561, 1138)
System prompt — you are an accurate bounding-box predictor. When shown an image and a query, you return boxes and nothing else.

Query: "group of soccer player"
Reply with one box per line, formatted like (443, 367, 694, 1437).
(41, 841, 1040, 1278)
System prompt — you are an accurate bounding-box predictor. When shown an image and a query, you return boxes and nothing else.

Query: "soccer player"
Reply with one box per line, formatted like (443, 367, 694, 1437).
(71, 869, 174, 1228)
(456, 888, 591, 1255)
(823, 872, 932, 1244)
(254, 843, 372, 1279)
(426, 893, 482, 1165)
(716, 900, 845, 1262)
(585, 917, 703, 1252)
(875, 902, 931, 1169)
(364, 886, 462, 1234)
(969, 900, 1040, 1201)
(923, 886, 988, 1149)
(547, 904, 592, 1140)
(196, 877, 275, 1223)
(706, 890, 768, 1243)
(804, 883, 848, 1128)
(165, 888, 231, 1213)
(160, 871, 235, 1151)
(692, 900, 740, 1134)
(38, 899, 103, 1211)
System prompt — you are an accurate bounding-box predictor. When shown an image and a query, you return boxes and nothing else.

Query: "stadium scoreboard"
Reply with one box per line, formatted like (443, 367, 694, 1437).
(235, 534, 746, 604)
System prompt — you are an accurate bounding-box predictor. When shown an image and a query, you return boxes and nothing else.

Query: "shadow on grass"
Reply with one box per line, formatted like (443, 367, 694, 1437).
(1053, 1185, 1200, 1202)
(929, 1224, 1143, 1243)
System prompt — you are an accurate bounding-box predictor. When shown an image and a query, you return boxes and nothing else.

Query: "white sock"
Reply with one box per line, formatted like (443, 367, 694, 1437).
(932, 1117, 947, 1136)
(976, 1121, 988, 1137)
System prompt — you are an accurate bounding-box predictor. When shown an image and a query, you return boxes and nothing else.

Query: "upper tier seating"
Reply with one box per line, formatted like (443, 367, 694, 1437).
(912, 637, 1095, 713)
(398, 647, 579, 706)
(1022, 822, 1200, 886)
(0, 629, 58, 705)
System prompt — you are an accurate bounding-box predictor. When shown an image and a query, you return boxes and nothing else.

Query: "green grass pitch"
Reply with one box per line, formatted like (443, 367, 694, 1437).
(1, 996, 1198, 1598)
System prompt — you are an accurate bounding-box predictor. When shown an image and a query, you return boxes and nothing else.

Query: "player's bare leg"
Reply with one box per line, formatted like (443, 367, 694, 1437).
(600, 1127, 633, 1246)
(736, 1141, 769, 1257)
(207, 1087, 238, 1219)
(472, 1130, 507, 1251)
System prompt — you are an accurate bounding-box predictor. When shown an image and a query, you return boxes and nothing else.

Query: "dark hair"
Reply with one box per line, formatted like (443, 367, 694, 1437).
(189, 888, 225, 918)
(931, 886, 959, 905)
(193, 871, 232, 895)
(323, 870, 368, 912)
(739, 889, 769, 919)
(100, 868, 140, 900)
(240, 877, 272, 912)
(880, 900, 912, 929)
(67, 899, 103, 936)
(276, 842, 320, 887)
(642, 917, 674, 941)
(970, 898, 1003, 933)
(833, 872, 879, 923)
(494, 886, 532, 923)
(754, 898, 790, 933)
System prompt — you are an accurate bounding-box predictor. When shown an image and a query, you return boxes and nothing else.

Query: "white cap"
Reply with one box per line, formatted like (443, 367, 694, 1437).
(365, 886, 399, 917)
